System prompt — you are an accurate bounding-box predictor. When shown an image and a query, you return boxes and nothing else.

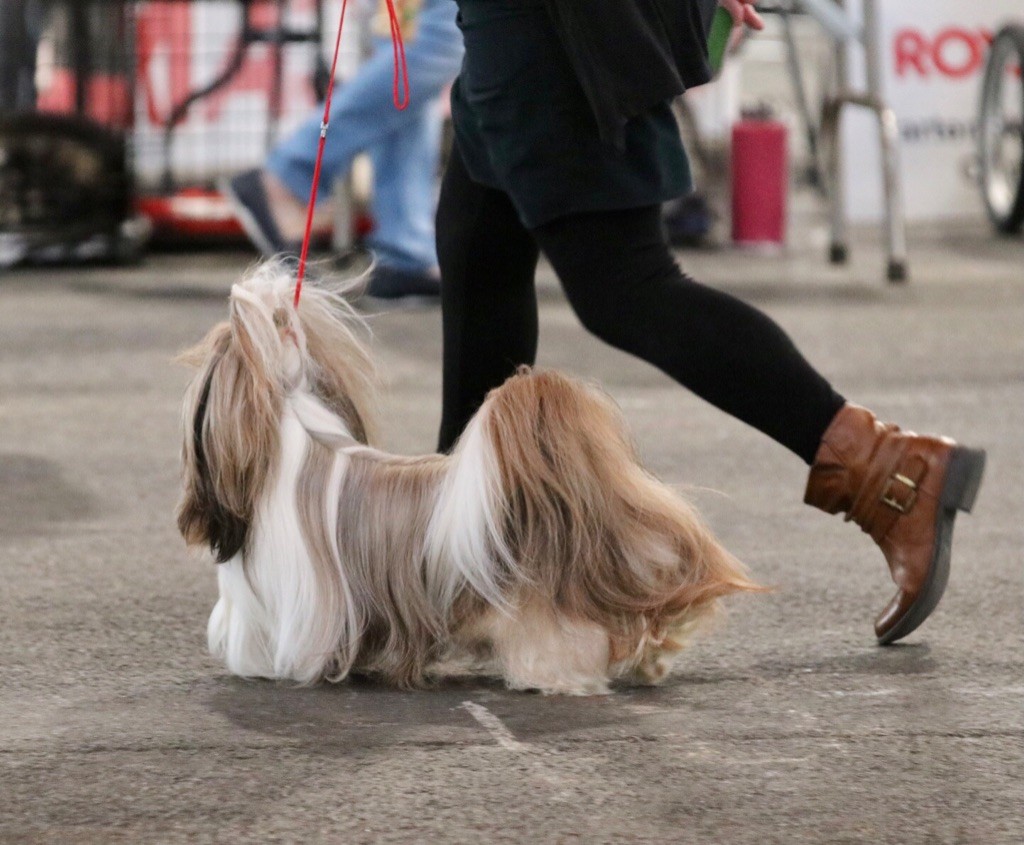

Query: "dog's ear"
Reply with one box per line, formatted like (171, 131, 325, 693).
(177, 478, 249, 562)
(229, 284, 283, 380)
(177, 363, 250, 562)
(177, 318, 281, 562)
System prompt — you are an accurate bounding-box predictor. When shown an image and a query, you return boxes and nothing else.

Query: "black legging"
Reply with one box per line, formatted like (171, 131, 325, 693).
(436, 147, 845, 464)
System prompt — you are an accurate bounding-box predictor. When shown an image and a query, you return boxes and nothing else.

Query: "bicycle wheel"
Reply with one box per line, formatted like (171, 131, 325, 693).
(978, 24, 1024, 234)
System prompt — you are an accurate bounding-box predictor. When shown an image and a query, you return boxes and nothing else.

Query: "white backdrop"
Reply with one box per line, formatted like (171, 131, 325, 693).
(841, 0, 1022, 221)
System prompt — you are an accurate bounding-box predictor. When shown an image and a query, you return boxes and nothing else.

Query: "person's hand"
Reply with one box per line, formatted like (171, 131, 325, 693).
(718, 0, 765, 31)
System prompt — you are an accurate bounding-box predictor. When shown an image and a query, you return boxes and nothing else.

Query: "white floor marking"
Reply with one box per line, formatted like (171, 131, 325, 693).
(460, 701, 575, 801)
(816, 688, 899, 699)
(461, 701, 529, 752)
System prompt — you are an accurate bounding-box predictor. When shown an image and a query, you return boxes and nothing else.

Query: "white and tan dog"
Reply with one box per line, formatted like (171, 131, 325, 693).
(178, 263, 757, 695)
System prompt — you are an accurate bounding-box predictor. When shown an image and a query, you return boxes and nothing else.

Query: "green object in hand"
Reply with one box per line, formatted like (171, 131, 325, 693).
(708, 6, 734, 73)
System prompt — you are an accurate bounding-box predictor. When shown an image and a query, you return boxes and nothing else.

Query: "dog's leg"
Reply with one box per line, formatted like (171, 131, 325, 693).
(478, 369, 758, 692)
(482, 602, 612, 696)
(208, 559, 276, 678)
(614, 612, 708, 686)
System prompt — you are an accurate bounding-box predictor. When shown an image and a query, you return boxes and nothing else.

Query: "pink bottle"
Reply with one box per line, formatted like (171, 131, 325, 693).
(731, 110, 788, 246)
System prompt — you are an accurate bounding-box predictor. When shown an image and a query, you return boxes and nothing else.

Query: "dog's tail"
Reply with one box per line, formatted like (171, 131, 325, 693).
(461, 367, 760, 657)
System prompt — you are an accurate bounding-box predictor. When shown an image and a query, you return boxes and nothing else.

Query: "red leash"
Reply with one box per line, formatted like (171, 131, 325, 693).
(385, 0, 411, 111)
(294, 0, 411, 308)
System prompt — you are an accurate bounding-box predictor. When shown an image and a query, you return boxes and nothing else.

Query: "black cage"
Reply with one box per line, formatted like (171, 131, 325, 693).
(0, 0, 334, 263)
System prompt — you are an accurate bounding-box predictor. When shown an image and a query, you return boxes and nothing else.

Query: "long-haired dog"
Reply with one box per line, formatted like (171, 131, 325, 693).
(178, 263, 758, 695)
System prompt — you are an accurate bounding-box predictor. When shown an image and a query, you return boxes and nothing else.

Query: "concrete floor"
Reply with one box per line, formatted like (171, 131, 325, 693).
(1, 221, 1022, 844)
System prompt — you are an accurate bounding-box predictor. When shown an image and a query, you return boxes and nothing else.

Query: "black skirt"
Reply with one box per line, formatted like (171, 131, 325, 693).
(451, 0, 692, 228)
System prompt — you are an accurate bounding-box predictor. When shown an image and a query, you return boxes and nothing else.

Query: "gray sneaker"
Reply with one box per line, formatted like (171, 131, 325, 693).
(364, 264, 441, 308)
(220, 169, 299, 257)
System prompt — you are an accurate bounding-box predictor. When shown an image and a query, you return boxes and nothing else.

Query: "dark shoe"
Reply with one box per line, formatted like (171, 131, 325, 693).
(364, 264, 440, 306)
(804, 404, 986, 644)
(333, 245, 374, 274)
(220, 169, 299, 257)
(663, 192, 715, 248)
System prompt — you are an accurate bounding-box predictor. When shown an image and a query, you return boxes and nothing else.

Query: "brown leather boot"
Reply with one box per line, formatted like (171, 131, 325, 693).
(804, 404, 986, 644)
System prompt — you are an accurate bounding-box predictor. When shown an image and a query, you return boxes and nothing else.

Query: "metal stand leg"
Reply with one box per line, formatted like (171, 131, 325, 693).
(796, 0, 910, 282)
(821, 92, 906, 281)
(819, 97, 848, 264)
(862, 0, 907, 282)
(877, 104, 907, 281)
(778, 4, 825, 190)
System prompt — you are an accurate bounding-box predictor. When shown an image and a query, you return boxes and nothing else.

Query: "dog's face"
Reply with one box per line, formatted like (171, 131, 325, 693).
(177, 265, 378, 562)
(177, 280, 302, 561)
(228, 280, 309, 389)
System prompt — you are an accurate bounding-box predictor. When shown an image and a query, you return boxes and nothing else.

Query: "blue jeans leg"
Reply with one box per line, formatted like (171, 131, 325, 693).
(266, 0, 463, 270)
(365, 97, 444, 273)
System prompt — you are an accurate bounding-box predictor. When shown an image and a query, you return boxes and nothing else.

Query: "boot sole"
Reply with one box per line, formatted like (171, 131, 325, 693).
(877, 446, 987, 645)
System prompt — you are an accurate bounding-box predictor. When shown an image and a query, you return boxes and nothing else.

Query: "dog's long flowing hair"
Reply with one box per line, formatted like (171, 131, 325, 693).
(178, 263, 758, 694)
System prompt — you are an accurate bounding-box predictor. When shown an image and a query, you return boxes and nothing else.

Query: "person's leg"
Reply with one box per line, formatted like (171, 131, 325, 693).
(436, 148, 541, 451)
(532, 204, 985, 644)
(268, 0, 463, 205)
(366, 96, 444, 275)
(533, 205, 845, 463)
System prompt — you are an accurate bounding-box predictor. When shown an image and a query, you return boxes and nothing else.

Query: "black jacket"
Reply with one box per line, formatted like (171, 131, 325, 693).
(542, 0, 719, 147)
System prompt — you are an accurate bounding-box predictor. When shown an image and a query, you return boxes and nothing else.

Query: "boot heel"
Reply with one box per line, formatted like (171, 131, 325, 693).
(941, 447, 987, 513)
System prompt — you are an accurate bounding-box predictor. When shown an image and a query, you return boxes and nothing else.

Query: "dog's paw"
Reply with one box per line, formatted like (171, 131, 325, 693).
(624, 654, 673, 686)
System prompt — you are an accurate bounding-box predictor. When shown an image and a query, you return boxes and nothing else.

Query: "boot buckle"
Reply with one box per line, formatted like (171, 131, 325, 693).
(880, 473, 918, 513)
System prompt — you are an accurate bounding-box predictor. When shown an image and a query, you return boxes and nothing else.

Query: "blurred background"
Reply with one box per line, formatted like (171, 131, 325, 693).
(0, 0, 1021, 276)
